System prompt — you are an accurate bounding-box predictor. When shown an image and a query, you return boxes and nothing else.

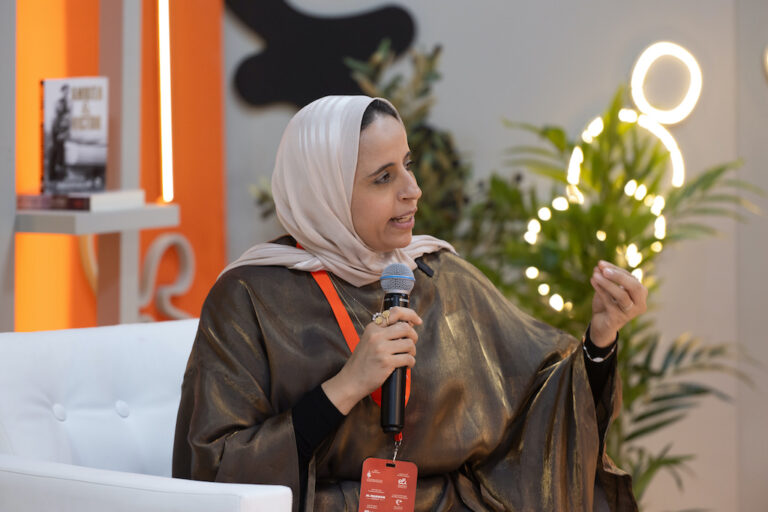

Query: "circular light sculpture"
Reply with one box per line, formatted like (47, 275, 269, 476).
(636, 113, 686, 187)
(630, 41, 702, 125)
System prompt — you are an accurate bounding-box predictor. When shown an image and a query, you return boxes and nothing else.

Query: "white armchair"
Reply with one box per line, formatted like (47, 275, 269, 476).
(0, 319, 292, 511)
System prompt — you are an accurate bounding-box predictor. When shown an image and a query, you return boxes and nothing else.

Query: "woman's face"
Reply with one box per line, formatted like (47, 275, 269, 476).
(351, 114, 422, 253)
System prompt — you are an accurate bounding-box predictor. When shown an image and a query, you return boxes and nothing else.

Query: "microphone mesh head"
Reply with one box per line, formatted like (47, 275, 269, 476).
(380, 263, 415, 294)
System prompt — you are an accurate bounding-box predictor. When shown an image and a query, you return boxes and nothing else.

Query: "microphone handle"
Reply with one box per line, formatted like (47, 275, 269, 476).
(381, 292, 409, 434)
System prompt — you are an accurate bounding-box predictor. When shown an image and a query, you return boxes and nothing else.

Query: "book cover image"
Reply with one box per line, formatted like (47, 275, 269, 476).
(41, 76, 108, 194)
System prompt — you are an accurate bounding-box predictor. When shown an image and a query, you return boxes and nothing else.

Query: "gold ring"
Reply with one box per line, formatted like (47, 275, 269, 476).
(372, 310, 390, 326)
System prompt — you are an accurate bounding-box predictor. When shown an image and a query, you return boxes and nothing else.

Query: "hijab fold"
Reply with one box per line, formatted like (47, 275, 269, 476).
(221, 95, 455, 287)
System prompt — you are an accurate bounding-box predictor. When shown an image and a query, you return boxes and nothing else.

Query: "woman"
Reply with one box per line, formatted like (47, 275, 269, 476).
(173, 96, 645, 511)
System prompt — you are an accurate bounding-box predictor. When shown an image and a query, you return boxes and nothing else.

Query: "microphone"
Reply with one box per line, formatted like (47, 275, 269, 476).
(380, 262, 415, 434)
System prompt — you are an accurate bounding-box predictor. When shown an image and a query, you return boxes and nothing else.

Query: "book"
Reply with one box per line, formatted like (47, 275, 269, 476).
(17, 189, 145, 212)
(16, 194, 69, 210)
(41, 76, 109, 194)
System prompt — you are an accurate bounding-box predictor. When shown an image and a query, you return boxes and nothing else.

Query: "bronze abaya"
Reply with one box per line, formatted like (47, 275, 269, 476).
(173, 245, 636, 511)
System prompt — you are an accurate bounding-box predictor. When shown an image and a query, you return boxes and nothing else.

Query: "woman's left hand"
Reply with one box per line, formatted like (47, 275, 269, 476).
(589, 260, 648, 347)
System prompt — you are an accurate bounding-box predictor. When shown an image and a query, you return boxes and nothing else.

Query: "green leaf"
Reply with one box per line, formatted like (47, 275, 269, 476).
(343, 57, 372, 75)
(632, 402, 696, 423)
(675, 207, 747, 222)
(503, 159, 569, 184)
(630, 444, 694, 500)
(504, 145, 563, 161)
(624, 413, 687, 442)
(668, 222, 719, 237)
(721, 177, 766, 197)
(649, 382, 730, 403)
(503, 121, 570, 153)
(696, 194, 761, 215)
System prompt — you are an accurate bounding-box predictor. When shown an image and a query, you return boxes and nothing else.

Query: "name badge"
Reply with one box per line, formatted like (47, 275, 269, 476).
(358, 457, 418, 512)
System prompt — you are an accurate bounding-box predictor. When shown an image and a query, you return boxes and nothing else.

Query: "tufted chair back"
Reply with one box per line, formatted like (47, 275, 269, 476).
(0, 319, 199, 476)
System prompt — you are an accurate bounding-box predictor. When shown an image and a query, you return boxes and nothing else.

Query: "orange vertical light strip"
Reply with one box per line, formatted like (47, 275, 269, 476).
(138, 0, 225, 321)
(158, 0, 174, 202)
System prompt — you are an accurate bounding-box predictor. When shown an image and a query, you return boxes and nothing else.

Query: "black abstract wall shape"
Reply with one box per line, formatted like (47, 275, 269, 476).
(226, 0, 416, 108)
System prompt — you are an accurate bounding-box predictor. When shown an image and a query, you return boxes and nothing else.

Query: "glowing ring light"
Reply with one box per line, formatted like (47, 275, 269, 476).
(630, 41, 702, 125)
(636, 113, 685, 187)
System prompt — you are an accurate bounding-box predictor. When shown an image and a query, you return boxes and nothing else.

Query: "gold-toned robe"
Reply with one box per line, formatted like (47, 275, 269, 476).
(173, 246, 637, 511)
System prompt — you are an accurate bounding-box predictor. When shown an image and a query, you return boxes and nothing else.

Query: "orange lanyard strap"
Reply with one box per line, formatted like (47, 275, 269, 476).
(310, 270, 360, 351)
(308, 268, 410, 407)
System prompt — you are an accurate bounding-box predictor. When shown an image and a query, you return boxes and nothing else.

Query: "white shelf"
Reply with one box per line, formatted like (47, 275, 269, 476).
(14, 204, 180, 235)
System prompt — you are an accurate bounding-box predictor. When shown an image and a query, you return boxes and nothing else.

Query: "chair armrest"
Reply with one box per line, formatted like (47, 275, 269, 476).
(0, 454, 292, 512)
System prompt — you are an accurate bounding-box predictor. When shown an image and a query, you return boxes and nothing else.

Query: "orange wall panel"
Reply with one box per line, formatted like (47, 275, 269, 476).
(15, 0, 100, 331)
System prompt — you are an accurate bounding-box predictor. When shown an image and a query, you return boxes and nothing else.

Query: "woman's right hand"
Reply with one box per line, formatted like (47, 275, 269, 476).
(321, 307, 422, 415)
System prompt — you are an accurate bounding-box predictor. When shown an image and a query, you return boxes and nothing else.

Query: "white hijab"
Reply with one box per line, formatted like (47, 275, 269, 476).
(221, 95, 455, 287)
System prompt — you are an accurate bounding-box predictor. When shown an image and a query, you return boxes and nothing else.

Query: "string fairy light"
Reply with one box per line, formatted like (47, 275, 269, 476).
(525, 266, 540, 279)
(549, 294, 565, 312)
(567, 147, 584, 184)
(552, 197, 569, 211)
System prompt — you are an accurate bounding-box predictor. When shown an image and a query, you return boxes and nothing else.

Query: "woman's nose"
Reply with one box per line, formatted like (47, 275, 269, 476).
(399, 170, 422, 201)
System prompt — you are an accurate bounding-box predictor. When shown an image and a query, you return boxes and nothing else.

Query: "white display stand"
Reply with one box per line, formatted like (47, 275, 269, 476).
(15, 206, 179, 235)
(1, 2, 15, 331)
(1, 1, 173, 330)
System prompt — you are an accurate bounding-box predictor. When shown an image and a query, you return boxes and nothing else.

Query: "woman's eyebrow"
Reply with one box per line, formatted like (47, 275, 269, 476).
(367, 152, 412, 178)
(368, 163, 394, 178)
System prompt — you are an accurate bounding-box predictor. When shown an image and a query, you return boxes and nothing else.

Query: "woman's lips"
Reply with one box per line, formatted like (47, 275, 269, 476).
(390, 211, 416, 228)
